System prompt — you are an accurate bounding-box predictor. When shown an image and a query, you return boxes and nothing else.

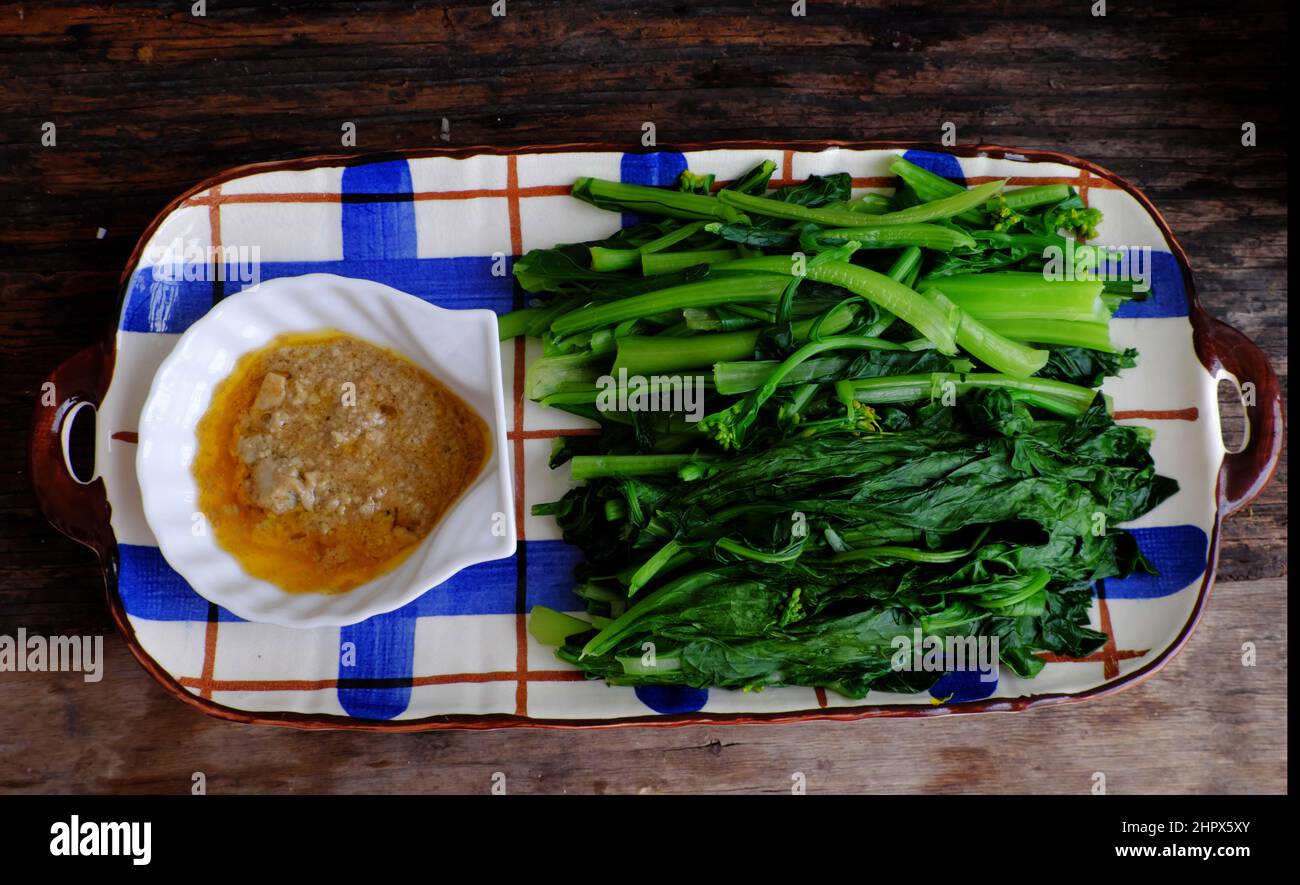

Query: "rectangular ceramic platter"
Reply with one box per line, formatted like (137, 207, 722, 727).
(97, 146, 1223, 725)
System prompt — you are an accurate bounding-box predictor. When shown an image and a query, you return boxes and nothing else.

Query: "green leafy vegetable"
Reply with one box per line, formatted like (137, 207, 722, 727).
(496, 154, 1177, 699)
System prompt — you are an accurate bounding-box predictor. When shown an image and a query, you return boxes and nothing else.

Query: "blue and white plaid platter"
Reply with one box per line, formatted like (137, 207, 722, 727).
(92, 145, 1230, 727)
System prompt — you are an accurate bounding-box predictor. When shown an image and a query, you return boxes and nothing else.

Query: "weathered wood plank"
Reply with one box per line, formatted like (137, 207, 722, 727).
(0, 0, 1286, 793)
(0, 578, 1285, 794)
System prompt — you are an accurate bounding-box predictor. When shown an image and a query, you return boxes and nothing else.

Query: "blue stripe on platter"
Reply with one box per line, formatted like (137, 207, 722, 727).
(619, 151, 688, 228)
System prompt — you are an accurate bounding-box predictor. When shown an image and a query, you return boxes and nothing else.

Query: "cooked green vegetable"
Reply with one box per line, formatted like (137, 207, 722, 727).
(714, 255, 962, 355)
(571, 177, 736, 221)
(807, 223, 977, 252)
(550, 275, 790, 336)
(716, 178, 1007, 227)
(927, 290, 1051, 378)
(502, 155, 1176, 700)
(841, 371, 1099, 417)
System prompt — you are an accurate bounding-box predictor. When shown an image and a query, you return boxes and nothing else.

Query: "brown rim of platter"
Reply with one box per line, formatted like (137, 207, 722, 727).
(28, 140, 1285, 731)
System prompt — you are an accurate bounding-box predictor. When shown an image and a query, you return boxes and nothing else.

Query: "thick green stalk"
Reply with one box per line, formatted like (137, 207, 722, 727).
(781, 381, 821, 423)
(525, 295, 585, 337)
(812, 224, 976, 251)
(831, 526, 991, 563)
(969, 230, 1069, 251)
(681, 307, 763, 332)
(918, 272, 1108, 323)
(613, 302, 859, 374)
(825, 193, 894, 215)
(887, 156, 955, 196)
(716, 255, 959, 354)
(928, 290, 1050, 378)
(572, 177, 736, 221)
(656, 320, 694, 337)
(888, 245, 923, 282)
(889, 155, 982, 223)
(568, 453, 713, 481)
(831, 545, 972, 564)
(863, 246, 921, 337)
(627, 540, 685, 595)
(714, 355, 855, 395)
(715, 537, 805, 563)
(717, 178, 1006, 227)
(552, 275, 790, 336)
(524, 350, 609, 400)
(528, 606, 591, 646)
(843, 372, 1098, 417)
(983, 317, 1117, 352)
(639, 220, 706, 254)
(618, 331, 757, 374)
(887, 159, 1066, 221)
(713, 339, 906, 395)
(588, 247, 641, 273)
(642, 248, 740, 275)
(539, 379, 715, 409)
(497, 307, 539, 340)
(498, 294, 583, 340)
(1001, 184, 1073, 211)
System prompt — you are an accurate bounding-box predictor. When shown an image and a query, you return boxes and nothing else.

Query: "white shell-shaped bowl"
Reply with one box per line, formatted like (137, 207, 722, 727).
(136, 273, 515, 627)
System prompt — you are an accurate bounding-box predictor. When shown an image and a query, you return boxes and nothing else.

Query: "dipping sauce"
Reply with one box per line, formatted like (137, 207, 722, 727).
(192, 330, 490, 594)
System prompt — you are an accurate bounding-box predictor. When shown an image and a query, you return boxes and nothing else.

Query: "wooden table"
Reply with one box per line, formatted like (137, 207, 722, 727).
(0, 1, 1286, 794)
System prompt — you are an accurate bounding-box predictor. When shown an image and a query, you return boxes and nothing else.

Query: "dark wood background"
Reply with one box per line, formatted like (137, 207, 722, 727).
(0, 0, 1286, 794)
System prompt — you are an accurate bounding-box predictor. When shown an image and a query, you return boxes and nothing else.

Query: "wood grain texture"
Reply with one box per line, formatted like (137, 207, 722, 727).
(0, 578, 1284, 794)
(0, 0, 1286, 793)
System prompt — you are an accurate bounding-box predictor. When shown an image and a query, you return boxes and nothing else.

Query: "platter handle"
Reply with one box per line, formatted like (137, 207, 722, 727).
(1192, 308, 1284, 517)
(28, 340, 116, 560)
